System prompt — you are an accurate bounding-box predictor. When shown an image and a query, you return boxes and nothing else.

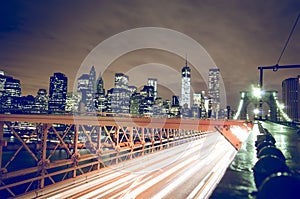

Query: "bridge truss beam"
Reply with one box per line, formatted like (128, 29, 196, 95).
(0, 114, 251, 197)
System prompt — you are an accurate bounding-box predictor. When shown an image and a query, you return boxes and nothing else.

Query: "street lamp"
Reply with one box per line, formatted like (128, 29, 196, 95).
(252, 85, 264, 120)
(252, 86, 262, 99)
(253, 108, 260, 118)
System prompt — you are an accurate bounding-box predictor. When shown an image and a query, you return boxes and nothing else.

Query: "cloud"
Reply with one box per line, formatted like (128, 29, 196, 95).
(0, 0, 299, 108)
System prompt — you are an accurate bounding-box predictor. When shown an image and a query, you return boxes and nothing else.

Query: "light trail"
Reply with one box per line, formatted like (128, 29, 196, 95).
(18, 131, 241, 199)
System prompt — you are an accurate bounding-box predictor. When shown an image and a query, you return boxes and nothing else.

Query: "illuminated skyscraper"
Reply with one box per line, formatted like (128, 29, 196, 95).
(87, 66, 96, 111)
(96, 73, 105, 95)
(115, 73, 129, 89)
(208, 68, 220, 119)
(77, 74, 90, 104)
(0, 74, 21, 112)
(128, 86, 137, 95)
(171, 95, 180, 117)
(139, 85, 154, 116)
(66, 92, 80, 112)
(282, 75, 300, 121)
(107, 73, 130, 113)
(88, 66, 96, 93)
(95, 73, 107, 112)
(3, 76, 21, 97)
(34, 88, 48, 113)
(193, 93, 202, 107)
(0, 74, 6, 97)
(181, 60, 191, 108)
(48, 72, 68, 113)
(148, 78, 158, 99)
(107, 88, 130, 113)
(76, 66, 97, 111)
(130, 92, 142, 115)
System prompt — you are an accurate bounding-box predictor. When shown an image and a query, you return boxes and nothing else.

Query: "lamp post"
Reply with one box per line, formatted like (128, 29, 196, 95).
(252, 85, 262, 120)
(258, 64, 300, 120)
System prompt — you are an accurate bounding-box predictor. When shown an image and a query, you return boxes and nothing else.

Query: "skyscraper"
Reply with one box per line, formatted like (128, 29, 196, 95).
(95, 73, 107, 112)
(193, 93, 202, 107)
(0, 73, 6, 97)
(208, 68, 220, 119)
(107, 73, 130, 114)
(76, 66, 97, 111)
(88, 66, 96, 93)
(171, 95, 180, 117)
(66, 92, 80, 112)
(77, 74, 90, 104)
(87, 66, 96, 111)
(181, 60, 191, 108)
(282, 75, 300, 121)
(115, 73, 129, 89)
(0, 73, 22, 112)
(3, 76, 21, 97)
(148, 78, 158, 99)
(96, 73, 105, 95)
(128, 86, 137, 95)
(34, 88, 48, 113)
(48, 72, 68, 113)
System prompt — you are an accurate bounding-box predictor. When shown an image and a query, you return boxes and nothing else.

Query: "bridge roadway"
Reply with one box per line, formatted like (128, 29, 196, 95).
(17, 131, 237, 199)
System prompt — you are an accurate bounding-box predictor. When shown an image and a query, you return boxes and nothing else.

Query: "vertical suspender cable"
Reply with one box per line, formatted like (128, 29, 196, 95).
(276, 13, 300, 64)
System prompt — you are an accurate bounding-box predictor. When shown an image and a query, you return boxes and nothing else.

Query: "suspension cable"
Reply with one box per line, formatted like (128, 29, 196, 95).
(276, 13, 300, 64)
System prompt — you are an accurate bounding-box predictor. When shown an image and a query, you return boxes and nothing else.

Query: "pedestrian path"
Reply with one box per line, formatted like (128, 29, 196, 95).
(210, 121, 300, 199)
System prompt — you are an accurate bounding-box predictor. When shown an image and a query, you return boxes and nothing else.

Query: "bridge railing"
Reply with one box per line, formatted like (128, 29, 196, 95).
(0, 114, 251, 198)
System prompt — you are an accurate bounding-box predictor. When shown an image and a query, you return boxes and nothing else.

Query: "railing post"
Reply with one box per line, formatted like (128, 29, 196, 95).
(40, 124, 48, 189)
(116, 126, 119, 164)
(129, 127, 133, 159)
(141, 128, 145, 156)
(151, 128, 154, 153)
(167, 129, 170, 148)
(97, 126, 101, 170)
(73, 125, 79, 178)
(0, 121, 3, 169)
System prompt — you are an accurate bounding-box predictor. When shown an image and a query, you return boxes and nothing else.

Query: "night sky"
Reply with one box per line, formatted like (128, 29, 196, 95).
(0, 0, 299, 108)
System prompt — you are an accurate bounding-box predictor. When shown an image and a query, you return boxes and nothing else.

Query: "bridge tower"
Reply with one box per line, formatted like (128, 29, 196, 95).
(235, 91, 278, 121)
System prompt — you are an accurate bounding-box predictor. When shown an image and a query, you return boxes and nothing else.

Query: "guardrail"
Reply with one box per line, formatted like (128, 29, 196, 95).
(253, 122, 300, 198)
(0, 114, 251, 198)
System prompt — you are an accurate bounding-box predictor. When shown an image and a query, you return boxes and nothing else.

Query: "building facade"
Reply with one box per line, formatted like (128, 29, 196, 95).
(181, 61, 191, 108)
(208, 68, 220, 119)
(87, 66, 96, 111)
(34, 89, 48, 113)
(0, 73, 22, 112)
(77, 74, 90, 105)
(48, 72, 68, 113)
(115, 73, 129, 89)
(282, 75, 300, 121)
(148, 78, 158, 99)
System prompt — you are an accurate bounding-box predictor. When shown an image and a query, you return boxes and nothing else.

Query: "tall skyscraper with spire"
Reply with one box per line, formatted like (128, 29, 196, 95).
(181, 59, 191, 108)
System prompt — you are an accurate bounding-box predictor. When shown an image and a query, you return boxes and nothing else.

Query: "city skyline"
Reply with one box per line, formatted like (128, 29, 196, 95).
(0, 63, 222, 118)
(0, 1, 299, 108)
(0, 62, 211, 102)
